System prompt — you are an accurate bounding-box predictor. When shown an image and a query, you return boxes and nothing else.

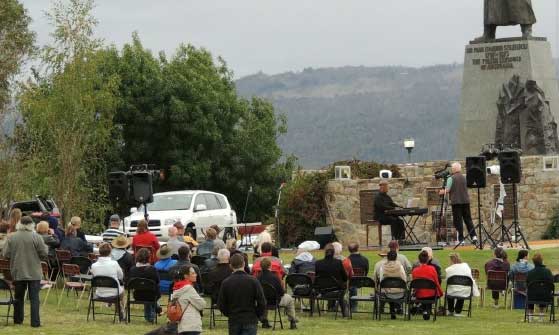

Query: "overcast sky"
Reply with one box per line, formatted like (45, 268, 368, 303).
(22, 0, 559, 78)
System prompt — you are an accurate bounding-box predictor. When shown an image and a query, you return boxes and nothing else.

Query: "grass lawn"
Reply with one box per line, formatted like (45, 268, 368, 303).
(1, 247, 558, 335)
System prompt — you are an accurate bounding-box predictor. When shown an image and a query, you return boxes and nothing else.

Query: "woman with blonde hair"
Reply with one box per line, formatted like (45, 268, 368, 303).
(254, 231, 279, 258)
(445, 252, 479, 316)
(8, 208, 22, 233)
(36, 221, 60, 267)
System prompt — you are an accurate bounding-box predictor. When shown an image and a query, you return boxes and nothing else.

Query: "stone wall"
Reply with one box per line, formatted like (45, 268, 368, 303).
(325, 156, 559, 246)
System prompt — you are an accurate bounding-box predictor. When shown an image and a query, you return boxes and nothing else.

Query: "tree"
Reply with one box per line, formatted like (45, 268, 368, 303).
(17, 0, 118, 229)
(0, 0, 35, 110)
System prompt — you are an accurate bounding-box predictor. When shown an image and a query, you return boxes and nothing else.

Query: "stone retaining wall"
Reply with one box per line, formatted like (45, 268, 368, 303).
(325, 156, 559, 246)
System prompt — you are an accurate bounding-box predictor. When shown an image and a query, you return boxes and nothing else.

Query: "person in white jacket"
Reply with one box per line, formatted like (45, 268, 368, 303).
(91, 243, 125, 319)
(172, 265, 206, 335)
(445, 253, 480, 317)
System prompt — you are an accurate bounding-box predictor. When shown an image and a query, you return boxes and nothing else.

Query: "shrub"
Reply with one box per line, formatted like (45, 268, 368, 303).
(327, 160, 401, 179)
(543, 205, 559, 239)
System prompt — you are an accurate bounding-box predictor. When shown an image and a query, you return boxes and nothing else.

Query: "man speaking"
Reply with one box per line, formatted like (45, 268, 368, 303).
(476, 0, 536, 41)
(374, 180, 405, 241)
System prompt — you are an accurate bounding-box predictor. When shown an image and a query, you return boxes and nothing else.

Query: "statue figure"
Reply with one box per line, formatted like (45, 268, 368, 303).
(475, 0, 537, 42)
(495, 76, 559, 155)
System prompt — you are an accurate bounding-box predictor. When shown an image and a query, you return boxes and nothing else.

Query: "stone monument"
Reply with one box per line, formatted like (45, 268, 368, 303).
(456, 2, 559, 157)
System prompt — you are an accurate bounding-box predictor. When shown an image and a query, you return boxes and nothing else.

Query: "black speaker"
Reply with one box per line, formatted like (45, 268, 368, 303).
(131, 171, 154, 204)
(466, 156, 487, 188)
(108, 171, 129, 203)
(499, 150, 521, 184)
(314, 226, 336, 249)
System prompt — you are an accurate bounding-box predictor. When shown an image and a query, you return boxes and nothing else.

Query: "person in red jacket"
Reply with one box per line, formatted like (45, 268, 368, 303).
(411, 250, 443, 320)
(252, 242, 286, 283)
(132, 219, 160, 263)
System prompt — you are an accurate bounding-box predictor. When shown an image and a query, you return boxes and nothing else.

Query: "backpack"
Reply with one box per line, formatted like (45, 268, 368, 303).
(166, 298, 189, 323)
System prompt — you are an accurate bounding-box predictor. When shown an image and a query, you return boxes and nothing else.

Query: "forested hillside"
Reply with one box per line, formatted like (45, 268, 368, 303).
(236, 63, 559, 168)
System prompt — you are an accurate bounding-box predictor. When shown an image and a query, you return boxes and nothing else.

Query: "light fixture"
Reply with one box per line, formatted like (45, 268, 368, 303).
(404, 138, 415, 163)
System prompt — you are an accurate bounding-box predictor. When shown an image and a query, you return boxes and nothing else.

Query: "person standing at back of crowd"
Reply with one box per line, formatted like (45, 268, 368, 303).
(2, 216, 48, 328)
(439, 162, 478, 246)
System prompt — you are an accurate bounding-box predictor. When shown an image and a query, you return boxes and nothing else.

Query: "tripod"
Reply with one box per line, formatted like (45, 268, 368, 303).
(500, 183, 530, 249)
(454, 187, 496, 250)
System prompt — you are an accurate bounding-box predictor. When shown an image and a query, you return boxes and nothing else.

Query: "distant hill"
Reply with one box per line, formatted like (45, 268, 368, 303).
(236, 62, 559, 168)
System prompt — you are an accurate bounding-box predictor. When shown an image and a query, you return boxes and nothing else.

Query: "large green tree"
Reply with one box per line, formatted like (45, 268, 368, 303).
(105, 35, 291, 221)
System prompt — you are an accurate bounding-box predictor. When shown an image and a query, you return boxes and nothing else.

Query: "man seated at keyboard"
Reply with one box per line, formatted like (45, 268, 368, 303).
(374, 180, 405, 241)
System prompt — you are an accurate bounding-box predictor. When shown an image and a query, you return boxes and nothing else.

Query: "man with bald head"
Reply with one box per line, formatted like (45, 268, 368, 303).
(440, 162, 477, 245)
(166, 226, 188, 256)
(374, 180, 405, 241)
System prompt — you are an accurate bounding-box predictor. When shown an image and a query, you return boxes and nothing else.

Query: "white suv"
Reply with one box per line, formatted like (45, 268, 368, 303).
(123, 190, 237, 241)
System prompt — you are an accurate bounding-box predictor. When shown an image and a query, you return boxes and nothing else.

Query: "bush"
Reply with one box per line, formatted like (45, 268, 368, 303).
(278, 172, 329, 247)
(543, 205, 559, 239)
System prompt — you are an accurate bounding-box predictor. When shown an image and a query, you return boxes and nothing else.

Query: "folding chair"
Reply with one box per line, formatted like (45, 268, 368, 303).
(348, 276, 376, 319)
(57, 264, 87, 310)
(262, 282, 284, 330)
(377, 277, 407, 321)
(0, 278, 15, 326)
(353, 268, 367, 277)
(41, 261, 57, 307)
(313, 276, 346, 319)
(486, 270, 508, 308)
(285, 274, 314, 315)
(407, 278, 440, 321)
(87, 276, 122, 323)
(200, 274, 226, 329)
(510, 272, 528, 310)
(524, 280, 555, 323)
(444, 275, 474, 317)
(55, 249, 72, 284)
(191, 255, 208, 269)
(70, 256, 93, 282)
(127, 278, 159, 324)
(0, 258, 12, 285)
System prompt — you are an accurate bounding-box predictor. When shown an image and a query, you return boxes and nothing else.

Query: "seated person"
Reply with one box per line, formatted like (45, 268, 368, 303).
(201, 246, 220, 273)
(388, 240, 412, 275)
(169, 246, 202, 293)
(166, 226, 188, 257)
(288, 246, 315, 275)
(484, 247, 510, 308)
(36, 221, 60, 270)
(509, 249, 534, 284)
(379, 251, 407, 319)
(411, 250, 443, 321)
(412, 247, 442, 284)
(196, 228, 225, 256)
(91, 243, 125, 320)
(526, 253, 554, 320)
(445, 253, 479, 317)
(314, 243, 348, 317)
(102, 214, 125, 243)
(258, 258, 298, 329)
(205, 249, 233, 301)
(110, 236, 134, 283)
(69, 216, 87, 242)
(254, 231, 279, 258)
(129, 248, 161, 322)
(226, 238, 250, 274)
(333, 242, 353, 278)
(154, 245, 178, 295)
(60, 224, 93, 257)
(374, 180, 405, 241)
(251, 242, 286, 282)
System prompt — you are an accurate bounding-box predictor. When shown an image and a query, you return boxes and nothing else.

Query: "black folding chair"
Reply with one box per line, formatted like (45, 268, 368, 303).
(348, 276, 376, 319)
(0, 278, 15, 326)
(262, 282, 284, 330)
(127, 278, 159, 324)
(407, 278, 439, 321)
(486, 270, 508, 308)
(200, 274, 226, 328)
(191, 256, 208, 268)
(70, 256, 93, 282)
(285, 274, 314, 315)
(313, 276, 346, 319)
(87, 276, 122, 323)
(524, 280, 555, 323)
(377, 277, 407, 321)
(444, 275, 474, 317)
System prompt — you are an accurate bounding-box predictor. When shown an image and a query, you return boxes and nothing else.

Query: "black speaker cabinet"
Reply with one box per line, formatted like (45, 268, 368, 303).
(314, 226, 336, 249)
(108, 171, 129, 203)
(498, 151, 521, 184)
(466, 156, 487, 188)
(131, 171, 154, 204)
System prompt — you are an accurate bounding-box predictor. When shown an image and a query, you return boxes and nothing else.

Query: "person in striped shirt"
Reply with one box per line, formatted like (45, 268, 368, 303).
(102, 214, 125, 243)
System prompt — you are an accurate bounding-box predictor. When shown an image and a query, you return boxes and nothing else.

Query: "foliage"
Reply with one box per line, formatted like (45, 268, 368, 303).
(278, 172, 329, 247)
(16, 0, 118, 231)
(327, 159, 401, 179)
(0, 0, 35, 110)
(543, 205, 559, 239)
(101, 34, 290, 221)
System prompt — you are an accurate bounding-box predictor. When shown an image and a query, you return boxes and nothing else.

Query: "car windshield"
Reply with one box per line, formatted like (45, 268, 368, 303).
(144, 194, 193, 211)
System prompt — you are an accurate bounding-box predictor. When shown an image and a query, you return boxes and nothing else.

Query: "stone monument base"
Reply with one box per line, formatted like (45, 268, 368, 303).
(456, 38, 559, 157)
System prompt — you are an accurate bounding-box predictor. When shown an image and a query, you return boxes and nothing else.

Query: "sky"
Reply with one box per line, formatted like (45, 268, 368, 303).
(22, 0, 559, 78)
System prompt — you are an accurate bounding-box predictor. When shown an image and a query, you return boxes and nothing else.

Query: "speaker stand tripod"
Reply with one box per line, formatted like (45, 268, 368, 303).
(454, 187, 496, 250)
(499, 183, 530, 250)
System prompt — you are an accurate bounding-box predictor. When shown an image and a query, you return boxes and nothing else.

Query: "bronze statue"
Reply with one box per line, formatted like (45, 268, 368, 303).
(475, 0, 536, 42)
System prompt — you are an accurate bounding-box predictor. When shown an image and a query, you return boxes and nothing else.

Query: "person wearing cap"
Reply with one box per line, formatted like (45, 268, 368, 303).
(102, 214, 125, 243)
(110, 235, 135, 283)
(374, 180, 405, 241)
(91, 242, 125, 320)
(166, 226, 188, 257)
(154, 245, 178, 295)
(2, 216, 48, 327)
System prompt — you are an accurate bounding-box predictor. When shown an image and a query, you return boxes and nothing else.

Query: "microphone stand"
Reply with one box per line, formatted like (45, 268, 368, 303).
(275, 185, 284, 249)
(240, 186, 253, 249)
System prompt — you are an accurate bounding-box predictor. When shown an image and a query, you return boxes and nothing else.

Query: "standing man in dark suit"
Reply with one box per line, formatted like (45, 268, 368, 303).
(374, 180, 405, 241)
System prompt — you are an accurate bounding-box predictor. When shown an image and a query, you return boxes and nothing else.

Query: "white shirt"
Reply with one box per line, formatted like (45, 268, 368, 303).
(91, 256, 124, 297)
(445, 262, 480, 297)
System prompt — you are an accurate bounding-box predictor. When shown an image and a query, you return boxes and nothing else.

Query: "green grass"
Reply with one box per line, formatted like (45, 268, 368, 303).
(1, 247, 558, 335)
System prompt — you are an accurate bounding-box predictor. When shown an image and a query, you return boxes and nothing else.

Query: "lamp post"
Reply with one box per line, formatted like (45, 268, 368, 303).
(404, 139, 415, 163)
